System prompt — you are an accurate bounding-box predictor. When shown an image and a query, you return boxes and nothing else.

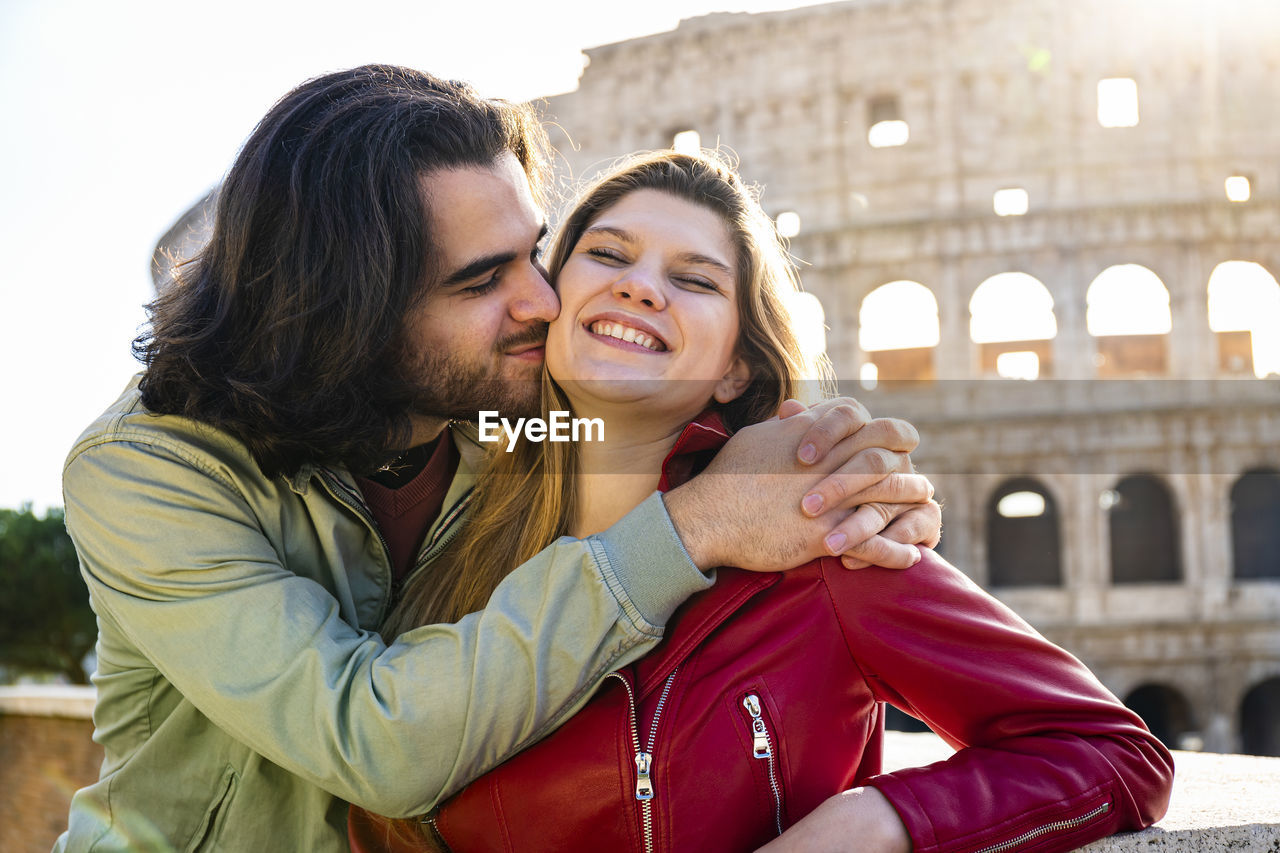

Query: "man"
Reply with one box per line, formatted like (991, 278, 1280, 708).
(57, 65, 939, 851)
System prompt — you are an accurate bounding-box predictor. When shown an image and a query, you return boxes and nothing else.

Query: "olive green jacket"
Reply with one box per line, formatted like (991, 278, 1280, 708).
(54, 378, 710, 852)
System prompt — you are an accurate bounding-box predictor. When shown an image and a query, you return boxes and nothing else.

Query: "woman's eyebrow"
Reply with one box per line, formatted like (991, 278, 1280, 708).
(676, 252, 732, 277)
(581, 225, 634, 243)
(582, 225, 732, 276)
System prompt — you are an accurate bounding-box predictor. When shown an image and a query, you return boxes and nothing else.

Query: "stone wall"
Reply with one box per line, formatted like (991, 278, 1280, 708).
(0, 687, 100, 853)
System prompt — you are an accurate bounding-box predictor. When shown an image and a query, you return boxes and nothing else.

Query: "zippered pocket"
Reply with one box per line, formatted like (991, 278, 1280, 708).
(973, 794, 1112, 853)
(185, 765, 237, 853)
(737, 689, 785, 837)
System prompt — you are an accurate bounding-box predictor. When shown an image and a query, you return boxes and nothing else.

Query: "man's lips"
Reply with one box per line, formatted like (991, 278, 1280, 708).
(505, 342, 545, 361)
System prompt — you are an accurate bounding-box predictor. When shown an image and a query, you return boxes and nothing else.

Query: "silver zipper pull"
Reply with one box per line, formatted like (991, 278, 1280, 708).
(635, 751, 654, 800)
(743, 694, 773, 758)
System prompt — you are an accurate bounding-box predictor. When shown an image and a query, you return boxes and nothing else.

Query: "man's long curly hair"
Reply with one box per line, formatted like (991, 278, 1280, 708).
(134, 64, 550, 477)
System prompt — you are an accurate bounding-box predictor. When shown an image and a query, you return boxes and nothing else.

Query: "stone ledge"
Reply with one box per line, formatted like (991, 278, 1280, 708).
(0, 685, 96, 719)
(883, 731, 1280, 851)
(4, 692, 1277, 850)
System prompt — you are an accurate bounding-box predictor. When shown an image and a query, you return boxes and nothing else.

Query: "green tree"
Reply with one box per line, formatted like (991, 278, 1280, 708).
(0, 505, 96, 684)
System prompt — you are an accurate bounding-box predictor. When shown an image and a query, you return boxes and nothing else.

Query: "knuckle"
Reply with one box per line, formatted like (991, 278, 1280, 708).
(866, 448, 892, 477)
(862, 500, 894, 527)
(889, 473, 916, 502)
(851, 534, 891, 564)
(842, 401, 870, 427)
(904, 473, 932, 501)
(886, 417, 920, 449)
(824, 476, 850, 504)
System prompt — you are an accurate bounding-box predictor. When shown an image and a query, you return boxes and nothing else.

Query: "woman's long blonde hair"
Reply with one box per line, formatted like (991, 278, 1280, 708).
(383, 149, 831, 636)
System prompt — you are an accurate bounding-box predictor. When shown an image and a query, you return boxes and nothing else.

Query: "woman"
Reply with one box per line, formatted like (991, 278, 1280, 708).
(352, 151, 1173, 852)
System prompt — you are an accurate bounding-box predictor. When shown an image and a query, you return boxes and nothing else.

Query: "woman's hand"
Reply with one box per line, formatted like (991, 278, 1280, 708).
(754, 787, 911, 853)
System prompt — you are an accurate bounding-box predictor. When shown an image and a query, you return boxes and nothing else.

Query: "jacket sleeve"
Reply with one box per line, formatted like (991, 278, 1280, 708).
(62, 435, 710, 817)
(821, 552, 1174, 853)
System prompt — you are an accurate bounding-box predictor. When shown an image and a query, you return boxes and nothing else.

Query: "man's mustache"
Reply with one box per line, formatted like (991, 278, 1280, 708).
(499, 323, 549, 353)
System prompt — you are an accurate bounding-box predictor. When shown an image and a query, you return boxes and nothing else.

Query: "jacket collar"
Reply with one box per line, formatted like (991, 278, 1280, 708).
(287, 421, 487, 498)
(656, 410, 732, 492)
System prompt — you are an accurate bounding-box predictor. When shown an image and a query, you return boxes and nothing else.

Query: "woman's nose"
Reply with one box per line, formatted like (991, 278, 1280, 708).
(612, 268, 666, 310)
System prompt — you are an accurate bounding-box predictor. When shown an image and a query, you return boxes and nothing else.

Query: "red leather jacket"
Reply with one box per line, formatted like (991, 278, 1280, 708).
(352, 415, 1173, 853)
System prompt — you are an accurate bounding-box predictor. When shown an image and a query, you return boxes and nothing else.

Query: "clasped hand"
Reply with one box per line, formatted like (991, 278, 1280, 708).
(664, 397, 941, 572)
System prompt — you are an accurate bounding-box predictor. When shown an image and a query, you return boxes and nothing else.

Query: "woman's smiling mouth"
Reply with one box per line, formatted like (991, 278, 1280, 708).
(587, 320, 668, 352)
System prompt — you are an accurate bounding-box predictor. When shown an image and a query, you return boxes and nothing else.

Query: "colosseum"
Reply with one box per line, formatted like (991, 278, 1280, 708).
(535, 0, 1280, 756)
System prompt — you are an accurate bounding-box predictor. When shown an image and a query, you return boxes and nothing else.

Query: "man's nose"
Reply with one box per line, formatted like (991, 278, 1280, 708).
(612, 267, 666, 310)
(509, 260, 559, 323)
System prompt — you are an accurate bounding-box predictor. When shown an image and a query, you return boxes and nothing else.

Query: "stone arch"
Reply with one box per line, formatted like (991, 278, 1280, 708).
(859, 280, 939, 385)
(1124, 683, 1196, 750)
(882, 704, 930, 733)
(1231, 468, 1280, 580)
(1240, 677, 1280, 757)
(969, 272, 1057, 379)
(1087, 264, 1172, 377)
(1207, 260, 1280, 377)
(986, 478, 1062, 587)
(1106, 474, 1182, 584)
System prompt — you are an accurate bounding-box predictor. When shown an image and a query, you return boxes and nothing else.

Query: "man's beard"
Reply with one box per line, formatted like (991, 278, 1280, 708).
(399, 323, 547, 422)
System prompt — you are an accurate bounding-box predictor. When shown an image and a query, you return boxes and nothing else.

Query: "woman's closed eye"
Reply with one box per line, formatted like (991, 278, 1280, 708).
(587, 247, 722, 292)
(674, 274, 721, 292)
(586, 246, 628, 264)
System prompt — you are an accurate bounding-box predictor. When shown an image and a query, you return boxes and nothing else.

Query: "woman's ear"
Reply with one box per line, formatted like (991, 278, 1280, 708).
(713, 355, 753, 404)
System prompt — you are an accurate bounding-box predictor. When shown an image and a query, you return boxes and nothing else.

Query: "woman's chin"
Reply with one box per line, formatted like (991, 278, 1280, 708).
(560, 376, 716, 419)
(558, 376, 667, 407)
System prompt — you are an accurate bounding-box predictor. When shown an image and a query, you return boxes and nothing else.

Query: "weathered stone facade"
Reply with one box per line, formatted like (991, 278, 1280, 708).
(539, 0, 1280, 755)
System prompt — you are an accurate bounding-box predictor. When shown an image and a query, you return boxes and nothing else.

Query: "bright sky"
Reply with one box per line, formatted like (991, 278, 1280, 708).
(0, 0, 814, 511)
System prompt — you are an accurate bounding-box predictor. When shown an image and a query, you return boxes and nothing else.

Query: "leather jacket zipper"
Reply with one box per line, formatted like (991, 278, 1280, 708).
(973, 799, 1111, 853)
(742, 693, 784, 836)
(606, 668, 681, 853)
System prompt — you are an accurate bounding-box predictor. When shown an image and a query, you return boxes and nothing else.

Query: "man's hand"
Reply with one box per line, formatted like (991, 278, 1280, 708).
(663, 397, 939, 572)
(753, 787, 911, 853)
(778, 398, 941, 569)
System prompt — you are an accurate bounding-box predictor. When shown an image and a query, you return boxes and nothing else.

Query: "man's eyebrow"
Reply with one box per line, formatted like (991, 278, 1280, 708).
(440, 223, 548, 288)
(440, 251, 517, 288)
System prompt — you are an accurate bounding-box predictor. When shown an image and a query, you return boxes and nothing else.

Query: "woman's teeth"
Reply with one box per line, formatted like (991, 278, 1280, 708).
(590, 321, 664, 351)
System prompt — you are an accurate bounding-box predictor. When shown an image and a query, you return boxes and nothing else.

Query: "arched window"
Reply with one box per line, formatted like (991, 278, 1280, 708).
(970, 273, 1057, 379)
(987, 478, 1062, 587)
(1231, 468, 1280, 580)
(1208, 261, 1280, 377)
(859, 281, 939, 385)
(1124, 684, 1195, 750)
(1241, 677, 1280, 757)
(1087, 265, 1172, 377)
(1106, 474, 1182, 584)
